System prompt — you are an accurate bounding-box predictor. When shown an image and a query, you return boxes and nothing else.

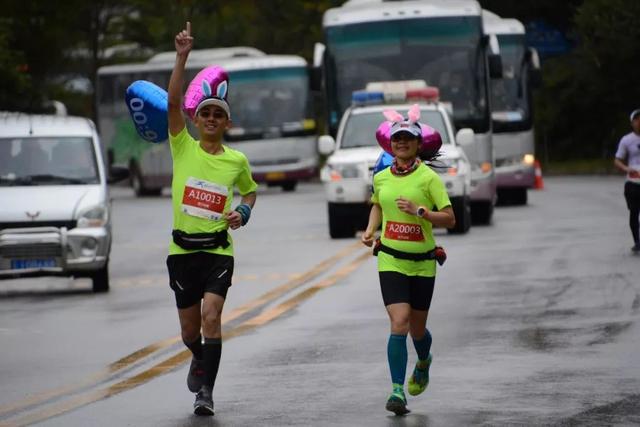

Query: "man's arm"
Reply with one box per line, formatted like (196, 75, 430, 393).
(168, 22, 193, 137)
(614, 157, 630, 174)
(226, 192, 257, 230)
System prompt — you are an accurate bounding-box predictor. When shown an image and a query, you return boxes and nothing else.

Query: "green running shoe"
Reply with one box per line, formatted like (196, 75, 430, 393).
(408, 353, 432, 396)
(385, 385, 410, 416)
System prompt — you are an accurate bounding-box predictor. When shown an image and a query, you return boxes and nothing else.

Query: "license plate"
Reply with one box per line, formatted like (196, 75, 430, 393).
(11, 259, 56, 269)
(265, 172, 286, 181)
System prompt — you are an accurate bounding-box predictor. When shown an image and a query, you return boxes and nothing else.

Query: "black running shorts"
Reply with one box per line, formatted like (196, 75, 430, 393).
(166, 252, 234, 309)
(379, 271, 435, 311)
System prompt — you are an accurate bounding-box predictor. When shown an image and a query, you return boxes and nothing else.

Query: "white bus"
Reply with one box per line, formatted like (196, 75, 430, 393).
(483, 10, 541, 205)
(97, 48, 318, 195)
(315, 0, 503, 224)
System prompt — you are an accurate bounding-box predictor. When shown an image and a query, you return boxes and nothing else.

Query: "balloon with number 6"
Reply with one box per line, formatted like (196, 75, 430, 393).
(125, 80, 168, 143)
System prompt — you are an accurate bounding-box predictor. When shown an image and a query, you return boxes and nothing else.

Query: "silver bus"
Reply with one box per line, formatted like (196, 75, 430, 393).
(483, 10, 541, 205)
(97, 48, 318, 195)
(315, 0, 503, 224)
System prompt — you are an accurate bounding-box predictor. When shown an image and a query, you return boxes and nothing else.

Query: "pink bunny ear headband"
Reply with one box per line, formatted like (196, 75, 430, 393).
(375, 104, 442, 156)
(183, 66, 231, 119)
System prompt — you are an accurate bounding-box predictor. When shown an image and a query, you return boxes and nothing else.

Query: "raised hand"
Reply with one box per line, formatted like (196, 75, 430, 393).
(175, 21, 193, 56)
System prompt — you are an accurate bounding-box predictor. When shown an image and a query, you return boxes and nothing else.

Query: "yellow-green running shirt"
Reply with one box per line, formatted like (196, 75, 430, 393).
(168, 127, 257, 256)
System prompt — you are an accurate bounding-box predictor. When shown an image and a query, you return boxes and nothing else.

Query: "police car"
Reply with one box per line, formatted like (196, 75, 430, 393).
(318, 81, 474, 238)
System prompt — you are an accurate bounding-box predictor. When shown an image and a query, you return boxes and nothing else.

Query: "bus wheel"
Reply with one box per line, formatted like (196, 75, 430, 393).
(448, 197, 471, 234)
(497, 188, 528, 206)
(281, 180, 297, 192)
(328, 203, 355, 238)
(470, 201, 494, 225)
(130, 164, 162, 197)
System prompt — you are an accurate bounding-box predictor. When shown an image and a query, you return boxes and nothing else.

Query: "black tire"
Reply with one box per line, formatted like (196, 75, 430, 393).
(497, 188, 528, 206)
(130, 163, 162, 197)
(448, 197, 471, 234)
(91, 264, 109, 293)
(328, 203, 355, 238)
(281, 180, 297, 192)
(470, 201, 494, 225)
(512, 188, 528, 205)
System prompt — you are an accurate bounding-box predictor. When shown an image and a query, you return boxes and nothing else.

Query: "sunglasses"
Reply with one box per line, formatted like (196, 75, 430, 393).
(198, 110, 227, 119)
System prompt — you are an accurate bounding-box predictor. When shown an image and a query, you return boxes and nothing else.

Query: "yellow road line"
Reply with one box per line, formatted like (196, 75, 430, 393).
(0, 241, 362, 420)
(7, 250, 371, 426)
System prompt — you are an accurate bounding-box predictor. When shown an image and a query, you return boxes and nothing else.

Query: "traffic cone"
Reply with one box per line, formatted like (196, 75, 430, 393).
(534, 160, 544, 190)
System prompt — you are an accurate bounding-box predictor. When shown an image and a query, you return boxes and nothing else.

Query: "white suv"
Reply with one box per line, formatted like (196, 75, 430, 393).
(0, 113, 128, 292)
(319, 102, 474, 238)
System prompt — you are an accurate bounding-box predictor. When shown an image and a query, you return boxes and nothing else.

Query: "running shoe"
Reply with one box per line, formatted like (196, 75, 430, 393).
(632, 244, 640, 254)
(194, 386, 214, 416)
(385, 385, 410, 416)
(187, 357, 205, 392)
(408, 353, 432, 396)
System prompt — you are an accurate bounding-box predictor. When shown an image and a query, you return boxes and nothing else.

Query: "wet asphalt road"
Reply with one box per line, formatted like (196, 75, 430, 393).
(0, 176, 638, 426)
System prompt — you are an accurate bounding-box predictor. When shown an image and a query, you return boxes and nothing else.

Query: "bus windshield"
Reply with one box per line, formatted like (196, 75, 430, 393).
(341, 109, 450, 149)
(325, 16, 488, 133)
(490, 34, 531, 132)
(226, 67, 313, 141)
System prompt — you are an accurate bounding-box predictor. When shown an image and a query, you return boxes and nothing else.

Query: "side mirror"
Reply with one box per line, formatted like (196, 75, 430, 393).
(108, 165, 130, 184)
(309, 66, 322, 92)
(527, 48, 542, 89)
(485, 34, 503, 79)
(489, 54, 503, 79)
(455, 128, 475, 148)
(310, 43, 326, 92)
(318, 135, 336, 155)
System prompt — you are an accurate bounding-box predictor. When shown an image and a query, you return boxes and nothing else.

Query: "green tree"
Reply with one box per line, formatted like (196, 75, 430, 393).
(536, 0, 640, 160)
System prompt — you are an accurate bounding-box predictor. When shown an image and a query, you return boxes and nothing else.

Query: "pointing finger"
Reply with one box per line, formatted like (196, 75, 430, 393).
(186, 21, 191, 36)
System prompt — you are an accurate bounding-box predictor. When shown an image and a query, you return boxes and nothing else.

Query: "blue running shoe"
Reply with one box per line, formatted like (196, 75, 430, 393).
(385, 384, 410, 416)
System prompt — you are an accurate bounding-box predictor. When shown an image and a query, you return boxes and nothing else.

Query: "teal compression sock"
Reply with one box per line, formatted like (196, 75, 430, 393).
(412, 328, 432, 362)
(387, 334, 408, 385)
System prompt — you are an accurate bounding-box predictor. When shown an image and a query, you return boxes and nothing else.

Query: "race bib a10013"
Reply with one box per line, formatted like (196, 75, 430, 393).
(181, 177, 228, 220)
(384, 221, 424, 242)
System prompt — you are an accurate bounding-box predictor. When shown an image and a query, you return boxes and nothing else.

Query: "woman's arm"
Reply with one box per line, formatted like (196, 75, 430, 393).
(396, 197, 455, 229)
(362, 203, 382, 247)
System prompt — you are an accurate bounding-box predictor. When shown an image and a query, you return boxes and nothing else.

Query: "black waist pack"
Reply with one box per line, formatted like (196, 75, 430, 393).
(373, 238, 447, 266)
(172, 229, 229, 250)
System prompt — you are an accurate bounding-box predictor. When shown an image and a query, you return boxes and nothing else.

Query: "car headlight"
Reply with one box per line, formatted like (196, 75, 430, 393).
(77, 205, 108, 228)
(324, 163, 362, 181)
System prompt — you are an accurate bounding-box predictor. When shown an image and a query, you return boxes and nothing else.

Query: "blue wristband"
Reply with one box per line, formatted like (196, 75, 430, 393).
(234, 203, 252, 226)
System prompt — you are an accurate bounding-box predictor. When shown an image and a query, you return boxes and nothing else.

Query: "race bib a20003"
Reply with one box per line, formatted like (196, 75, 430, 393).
(384, 221, 424, 241)
(181, 177, 228, 220)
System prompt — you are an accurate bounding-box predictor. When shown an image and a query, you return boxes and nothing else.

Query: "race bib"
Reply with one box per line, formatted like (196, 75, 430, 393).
(384, 221, 424, 241)
(181, 177, 228, 220)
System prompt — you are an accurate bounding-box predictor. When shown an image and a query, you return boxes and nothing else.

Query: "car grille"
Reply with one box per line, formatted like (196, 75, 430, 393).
(0, 221, 76, 231)
(0, 243, 62, 258)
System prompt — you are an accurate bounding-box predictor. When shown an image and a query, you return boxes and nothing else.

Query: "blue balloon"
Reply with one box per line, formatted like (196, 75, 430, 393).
(125, 80, 168, 143)
(373, 151, 393, 175)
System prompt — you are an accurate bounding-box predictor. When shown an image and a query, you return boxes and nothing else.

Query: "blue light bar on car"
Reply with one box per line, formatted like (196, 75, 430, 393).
(351, 90, 385, 105)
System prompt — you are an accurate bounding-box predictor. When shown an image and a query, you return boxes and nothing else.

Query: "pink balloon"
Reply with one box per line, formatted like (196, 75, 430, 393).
(376, 121, 393, 153)
(182, 66, 229, 120)
(375, 120, 442, 156)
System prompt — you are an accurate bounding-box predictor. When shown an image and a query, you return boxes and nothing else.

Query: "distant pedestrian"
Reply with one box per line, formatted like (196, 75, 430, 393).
(166, 21, 257, 416)
(362, 105, 455, 415)
(614, 109, 640, 253)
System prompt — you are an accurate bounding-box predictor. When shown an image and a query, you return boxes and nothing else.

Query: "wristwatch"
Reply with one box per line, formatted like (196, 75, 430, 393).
(416, 206, 427, 218)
